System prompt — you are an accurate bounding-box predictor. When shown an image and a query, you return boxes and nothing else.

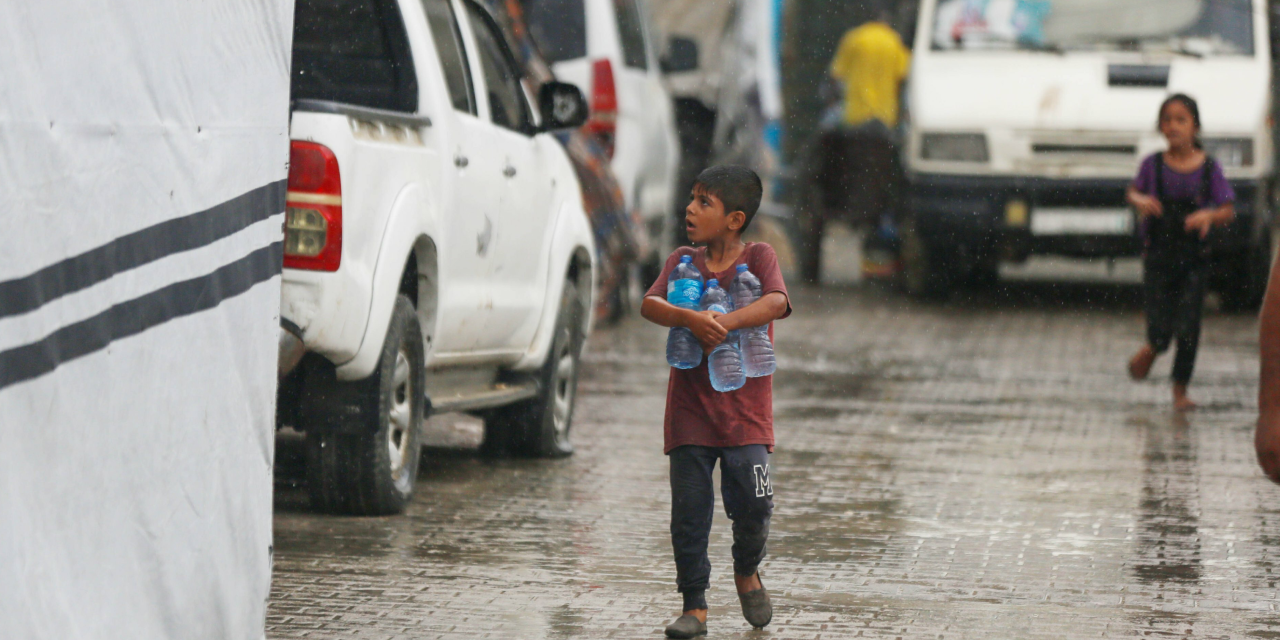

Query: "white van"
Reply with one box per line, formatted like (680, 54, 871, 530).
(903, 0, 1274, 307)
(520, 0, 682, 271)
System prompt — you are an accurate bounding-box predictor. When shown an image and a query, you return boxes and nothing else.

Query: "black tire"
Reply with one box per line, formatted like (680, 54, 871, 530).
(483, 278, 585, 458)
(306, 295, 425, 515)
(900, 218, 954, 300)
(1217, 233, 1272, 313)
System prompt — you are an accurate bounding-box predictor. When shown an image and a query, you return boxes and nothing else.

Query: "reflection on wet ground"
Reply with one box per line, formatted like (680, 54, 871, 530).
(269, 278, 1277, 639)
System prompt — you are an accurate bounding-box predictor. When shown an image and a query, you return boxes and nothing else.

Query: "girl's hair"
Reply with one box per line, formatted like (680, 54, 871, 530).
(1158, 93, 1202, 149)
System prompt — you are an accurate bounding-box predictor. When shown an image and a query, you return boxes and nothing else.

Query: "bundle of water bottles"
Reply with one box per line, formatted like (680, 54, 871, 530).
(665, 255, 776, 392)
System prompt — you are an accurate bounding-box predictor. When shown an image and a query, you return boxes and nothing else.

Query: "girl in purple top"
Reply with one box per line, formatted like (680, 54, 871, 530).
(1126, 94, 1236, 410)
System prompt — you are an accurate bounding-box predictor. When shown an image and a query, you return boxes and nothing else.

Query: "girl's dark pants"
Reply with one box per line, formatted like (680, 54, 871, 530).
(1144, 251, 1206, 385)
(669, 444, 773, 611)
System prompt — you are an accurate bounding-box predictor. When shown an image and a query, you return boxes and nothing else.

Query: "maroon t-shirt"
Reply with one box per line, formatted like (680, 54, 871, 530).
(644, 242, 792, 454)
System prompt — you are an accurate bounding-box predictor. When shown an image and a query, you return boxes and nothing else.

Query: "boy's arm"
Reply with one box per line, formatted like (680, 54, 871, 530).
(641, 295, 728, 351)
(717, 292, 790, 333)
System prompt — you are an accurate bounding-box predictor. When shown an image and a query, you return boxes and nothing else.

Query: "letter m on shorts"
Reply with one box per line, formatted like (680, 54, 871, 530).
(753, 464, 773, 497)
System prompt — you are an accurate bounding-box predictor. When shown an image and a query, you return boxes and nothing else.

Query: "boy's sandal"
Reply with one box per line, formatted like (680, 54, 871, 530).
(664, 614, 707, 639)
(737, 572, 773, 629)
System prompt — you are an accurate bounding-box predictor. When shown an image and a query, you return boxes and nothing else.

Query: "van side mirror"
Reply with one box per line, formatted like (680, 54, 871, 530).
(661, 36, 699, 74)
(537, 81, 589, 132)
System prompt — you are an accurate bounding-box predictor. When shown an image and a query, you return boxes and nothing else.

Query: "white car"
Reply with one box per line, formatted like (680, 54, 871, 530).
(277, 0, 597, 515)
(521, 0, 682, 269)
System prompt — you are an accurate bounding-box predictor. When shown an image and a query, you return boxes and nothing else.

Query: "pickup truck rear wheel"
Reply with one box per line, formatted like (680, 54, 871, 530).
(483, 279, 584, 458)
(306, 295, 424, 515)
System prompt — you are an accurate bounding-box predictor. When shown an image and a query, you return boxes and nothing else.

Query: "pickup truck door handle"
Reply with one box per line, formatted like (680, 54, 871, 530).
(454, 154, 469, 168)
(503, 165, 517, 178)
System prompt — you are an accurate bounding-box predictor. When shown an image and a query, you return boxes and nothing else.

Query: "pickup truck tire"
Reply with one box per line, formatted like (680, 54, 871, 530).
(306, 295, 425, 515)
(482, 278, 584, 458)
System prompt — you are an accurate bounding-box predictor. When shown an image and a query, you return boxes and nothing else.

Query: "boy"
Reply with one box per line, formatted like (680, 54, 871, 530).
(640, 165, 792, 638)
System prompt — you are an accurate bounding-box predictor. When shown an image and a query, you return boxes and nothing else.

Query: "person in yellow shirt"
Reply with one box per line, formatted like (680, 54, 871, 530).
(829, 18, 911, 131)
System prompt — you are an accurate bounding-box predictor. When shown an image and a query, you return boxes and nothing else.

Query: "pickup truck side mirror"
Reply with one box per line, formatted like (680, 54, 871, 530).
(538, 81, 589, 132)
(660, 36, 699, 74)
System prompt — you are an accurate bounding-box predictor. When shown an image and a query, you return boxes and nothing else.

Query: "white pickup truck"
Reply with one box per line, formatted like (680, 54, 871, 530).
(276, 0, 597, 515)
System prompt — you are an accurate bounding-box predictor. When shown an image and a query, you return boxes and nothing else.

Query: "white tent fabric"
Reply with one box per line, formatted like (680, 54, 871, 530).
(0, 1, 292, 638)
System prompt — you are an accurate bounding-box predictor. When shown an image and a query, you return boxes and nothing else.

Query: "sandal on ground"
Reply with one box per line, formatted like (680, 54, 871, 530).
(664, 614, 707, 639)
(737, 572, 773, 629)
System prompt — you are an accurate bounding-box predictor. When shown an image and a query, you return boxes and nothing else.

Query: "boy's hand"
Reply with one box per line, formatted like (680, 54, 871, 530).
(1132, 193, 1162, 218)
(1185, 209, 1215, 238)
(686, 310, 728, 353)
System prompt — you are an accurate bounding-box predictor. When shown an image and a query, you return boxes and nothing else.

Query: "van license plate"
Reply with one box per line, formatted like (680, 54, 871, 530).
(1031, 208, 1133, 235)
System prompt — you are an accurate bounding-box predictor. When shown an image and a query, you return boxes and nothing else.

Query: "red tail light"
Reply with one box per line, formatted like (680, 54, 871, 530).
(284, 141, 342, 272)
(584, 58, 617, 159)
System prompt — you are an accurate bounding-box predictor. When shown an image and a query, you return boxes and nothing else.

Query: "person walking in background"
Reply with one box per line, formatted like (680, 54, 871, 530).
(813, 12, 912, 281)
(1127, 94, 1235, 410)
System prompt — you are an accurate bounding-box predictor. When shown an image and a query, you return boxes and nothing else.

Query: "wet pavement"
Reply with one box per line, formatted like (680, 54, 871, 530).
(267, 266, 1280, 639)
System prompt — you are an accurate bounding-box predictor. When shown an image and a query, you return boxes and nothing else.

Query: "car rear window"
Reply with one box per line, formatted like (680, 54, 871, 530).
(291, 0, 419, 112)
(522, 0, 587, 63)
(614, 0, 648, 69)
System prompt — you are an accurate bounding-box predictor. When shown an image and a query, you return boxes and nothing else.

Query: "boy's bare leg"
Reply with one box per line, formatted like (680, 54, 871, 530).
(681, 609, 707, 622)
(1129, 345, 1157, 380)
(734, 572, 762, 594)
(1173, 383, 1197, 411)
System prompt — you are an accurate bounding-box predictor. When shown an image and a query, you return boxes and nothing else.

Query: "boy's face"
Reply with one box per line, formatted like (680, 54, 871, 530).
(685, 186, 745, 244)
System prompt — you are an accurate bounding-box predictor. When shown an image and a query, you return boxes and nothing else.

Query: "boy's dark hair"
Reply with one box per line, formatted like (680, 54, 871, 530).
(693, 165, 763, 232)
(1158, 93, 1202, 149)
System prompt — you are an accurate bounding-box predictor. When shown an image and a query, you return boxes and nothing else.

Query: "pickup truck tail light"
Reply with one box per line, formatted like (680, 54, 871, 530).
(284, 141, 342, 271)
(584, 58, 617, 159)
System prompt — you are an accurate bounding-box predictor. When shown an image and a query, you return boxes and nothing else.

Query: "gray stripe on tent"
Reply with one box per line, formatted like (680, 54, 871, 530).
(0, 241, 283, 390)
(0, 180, 286, 319)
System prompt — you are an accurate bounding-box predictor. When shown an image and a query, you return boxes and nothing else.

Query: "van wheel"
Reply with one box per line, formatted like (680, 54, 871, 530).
(483, 279, 584, 458)
(901, 219, 953, 300)
(1217, 234, 1271, 312)
(307, 295, 424, 515)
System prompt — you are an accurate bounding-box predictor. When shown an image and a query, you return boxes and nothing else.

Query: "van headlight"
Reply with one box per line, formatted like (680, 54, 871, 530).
(921, 133, 989, 163)
(1202, 138, 1253, 167)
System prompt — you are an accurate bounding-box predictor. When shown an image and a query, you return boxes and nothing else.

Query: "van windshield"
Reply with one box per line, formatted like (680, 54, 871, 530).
(931, 0, 1254, 56)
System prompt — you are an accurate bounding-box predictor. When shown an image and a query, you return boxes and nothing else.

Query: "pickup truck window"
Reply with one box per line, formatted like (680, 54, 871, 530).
(291, 0, 419, 113)
(466, 3, 534, 133)
(522, 0, 586, 63)
(615, 0, 649, 70)
(422, 0, 477, 114)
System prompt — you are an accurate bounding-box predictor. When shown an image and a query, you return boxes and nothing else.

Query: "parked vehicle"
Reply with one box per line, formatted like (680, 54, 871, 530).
(903, 0, 1274, 307)
(652, 0, 780, 243)
(519, 0, 682, 276)
(487, 0, 649, 322)
(277, 0, 596, 515)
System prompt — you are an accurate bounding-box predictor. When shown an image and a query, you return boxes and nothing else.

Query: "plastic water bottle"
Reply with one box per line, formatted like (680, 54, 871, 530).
(729, 264, 776, 378)
(701, 279, 745, 392)
(666, 255, 703, 369)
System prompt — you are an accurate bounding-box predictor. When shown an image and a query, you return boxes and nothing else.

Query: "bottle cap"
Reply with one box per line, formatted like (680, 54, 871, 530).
(680, 255, 693, 263)
(736, 264, 748, 272)
(707, 278, 718, 287)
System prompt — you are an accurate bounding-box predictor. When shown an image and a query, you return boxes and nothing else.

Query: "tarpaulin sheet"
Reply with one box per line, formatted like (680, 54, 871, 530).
(0, 1, 293, 637)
